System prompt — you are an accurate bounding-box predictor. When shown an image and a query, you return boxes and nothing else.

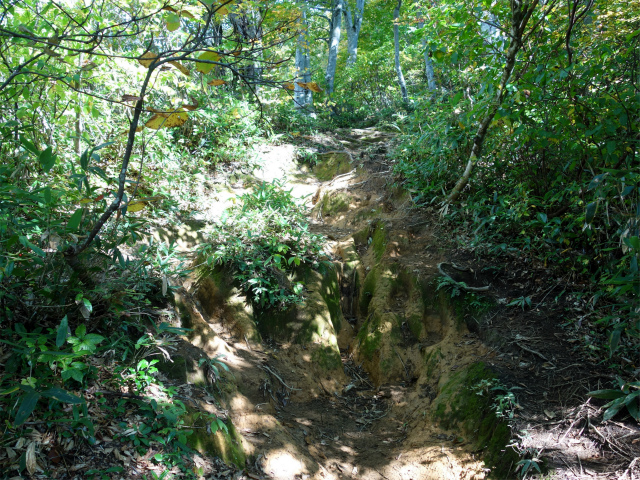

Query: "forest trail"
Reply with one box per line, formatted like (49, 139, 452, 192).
(166, 129, 632, 480)
(168, 128, 488, 480)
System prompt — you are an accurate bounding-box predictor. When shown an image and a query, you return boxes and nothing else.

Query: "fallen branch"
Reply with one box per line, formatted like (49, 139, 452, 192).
(437, 263, 490, 292)
(262, 365, 301, 391)
(515, 341, 549, 362)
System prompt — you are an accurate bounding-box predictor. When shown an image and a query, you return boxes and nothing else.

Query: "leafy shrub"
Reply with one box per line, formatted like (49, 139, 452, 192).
(198, 181, 326, 310)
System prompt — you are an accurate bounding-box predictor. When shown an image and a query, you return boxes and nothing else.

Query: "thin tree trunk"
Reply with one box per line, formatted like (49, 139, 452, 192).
(325, 0, 343, 95)
(344, 0, 365, 66)
(75, 53, 83, 156)
(393, 0, 408, 103)
(294, 10, 313, 110)
(417, 19, 437, 92)
(446, 0, 539, 203)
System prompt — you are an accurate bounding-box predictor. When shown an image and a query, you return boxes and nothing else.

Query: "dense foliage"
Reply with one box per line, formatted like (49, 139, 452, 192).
(390, 0, 639, 362)
(198, 181, 326, 310)
(0, 0, 638, 476)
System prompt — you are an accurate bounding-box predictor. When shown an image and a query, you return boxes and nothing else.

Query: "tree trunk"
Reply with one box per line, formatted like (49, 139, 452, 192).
(74, 53, 83, 156)
(325, 0, 343, 95)
(294, 10, 313, 110)
(417, 19, 437, 93)
(446, 0, 540, 203)
(229, 7, 264, 94)
(344, 0, 365, 66)
(393, 0, 408, 103)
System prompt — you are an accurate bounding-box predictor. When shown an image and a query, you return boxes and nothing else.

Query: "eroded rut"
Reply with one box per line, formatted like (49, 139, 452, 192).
(167, 129, 494, 480)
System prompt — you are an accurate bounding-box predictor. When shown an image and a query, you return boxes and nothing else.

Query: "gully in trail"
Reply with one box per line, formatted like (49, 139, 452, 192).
(169, 128, 494, 480)
(168, 128, 626, 480)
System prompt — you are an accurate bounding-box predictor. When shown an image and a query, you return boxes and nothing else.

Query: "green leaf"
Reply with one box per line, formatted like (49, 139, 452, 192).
(68, 208, 83, 231)
(14, 391, 40, 425)
(585, 202, 597, 224)
(39, 146, 56, 172)
(587, 389, 624, 400)
(609, 327, 623, 356)
(82, 298, 93, 313)
(623, 236, 640, 252)
(75, 323, 87, 338)
(603, 398, 625, 421)
(56, 315, 69, 347)
(210, 420, 219, 433)
(41, 387, 84, 404)
(43, 186, 52, 204)
(166, 12, 180, 31)
(19, 135, 39, 155)
(80, 150, 89, 171)
(0, 385, 19, 396)
(627, 397, 639, 420)
(18, 236, 45, 258)
(62, 368, 85, 382)
(83, 334, 104, 345)
(216, 418, 228, 433)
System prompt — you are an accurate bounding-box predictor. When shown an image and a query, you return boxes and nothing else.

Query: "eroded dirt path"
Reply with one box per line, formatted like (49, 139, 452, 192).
(169, 128, 488, 480)
(168, 128, 638, 480)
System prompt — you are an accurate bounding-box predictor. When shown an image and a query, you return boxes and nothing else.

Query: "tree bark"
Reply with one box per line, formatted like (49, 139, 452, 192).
(343, 0, 365, 66)
(446, 0, 539, 203)
(325, 0, 343, 95)
(417, 17, 437, 93)
(294, 10, 313, 110)
(393, 0, 408, 103)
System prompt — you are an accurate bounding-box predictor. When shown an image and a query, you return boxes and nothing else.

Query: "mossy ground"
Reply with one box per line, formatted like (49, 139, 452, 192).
(318, 191, 350, 216)
(312, 152, 352, 181)
(185, 411, 246, 468)
(431, 362, 518, 478)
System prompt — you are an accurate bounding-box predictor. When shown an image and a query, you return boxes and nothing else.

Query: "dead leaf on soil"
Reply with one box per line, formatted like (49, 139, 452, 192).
(25, 442, 38, 475)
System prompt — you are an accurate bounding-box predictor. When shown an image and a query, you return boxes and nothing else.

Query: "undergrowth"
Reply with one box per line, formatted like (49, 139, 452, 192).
(197, 180, 327, 310)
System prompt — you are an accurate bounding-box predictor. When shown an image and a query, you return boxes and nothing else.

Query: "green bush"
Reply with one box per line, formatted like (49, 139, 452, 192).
(198, 181, 326, 310)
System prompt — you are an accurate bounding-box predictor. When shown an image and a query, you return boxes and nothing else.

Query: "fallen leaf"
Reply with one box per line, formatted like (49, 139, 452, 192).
(25, 442, 37, 475)
(207, 79, 227, 86)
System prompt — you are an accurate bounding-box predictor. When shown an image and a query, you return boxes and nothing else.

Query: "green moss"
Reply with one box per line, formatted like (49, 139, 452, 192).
(431, 363, 517, 478)
(318, 263, 343, 333)
(380, 356, 394, 374)
(352, 227, 370, 248)
(424, 347, 442, 378)
(156, 356, 205, 386)
(358, 328, 382, 358)
(319, 192, 350, 216)
(313, 152, 352, 181)
(186, 412, 246, 468)
(406, 313, 423, 340)
(371, 223, 387, 262)
(359, 266, 379, 316)
(356, 311, 384, 358)
(311, 345, 343, 370)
